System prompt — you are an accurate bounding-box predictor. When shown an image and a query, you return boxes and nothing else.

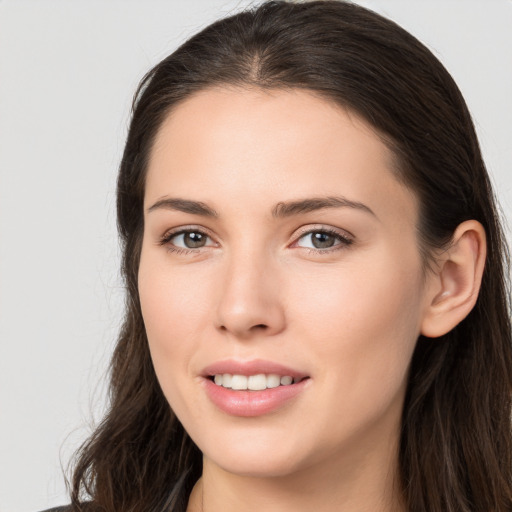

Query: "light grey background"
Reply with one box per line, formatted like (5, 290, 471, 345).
(0, 1, 510, 511)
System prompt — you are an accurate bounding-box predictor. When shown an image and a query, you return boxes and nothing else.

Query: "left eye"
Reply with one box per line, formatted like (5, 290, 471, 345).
(169, 231, 213, 249)
(296, 230, 349, 250)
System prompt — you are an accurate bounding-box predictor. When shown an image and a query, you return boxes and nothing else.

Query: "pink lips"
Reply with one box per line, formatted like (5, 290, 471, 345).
(201, 359, 310, 417)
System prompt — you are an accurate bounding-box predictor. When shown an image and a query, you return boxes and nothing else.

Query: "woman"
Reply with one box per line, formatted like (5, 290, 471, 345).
(57, 1, 512, 511)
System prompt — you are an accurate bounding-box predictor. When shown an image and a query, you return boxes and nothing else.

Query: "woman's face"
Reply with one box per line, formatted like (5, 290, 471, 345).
(139, 87, 433, 478)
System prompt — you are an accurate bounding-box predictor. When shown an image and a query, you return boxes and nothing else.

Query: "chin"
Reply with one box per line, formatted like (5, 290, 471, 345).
(205, 450, 305, 479)
(201, 427, 339, 482)
(192, 424, 310, 478)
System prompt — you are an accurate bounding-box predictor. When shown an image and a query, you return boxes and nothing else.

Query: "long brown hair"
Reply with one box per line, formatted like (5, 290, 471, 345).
(70, 2, 512, 511)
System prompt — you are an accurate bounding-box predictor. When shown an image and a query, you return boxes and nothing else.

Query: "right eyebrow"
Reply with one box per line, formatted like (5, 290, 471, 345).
(146, 197, 219, 217)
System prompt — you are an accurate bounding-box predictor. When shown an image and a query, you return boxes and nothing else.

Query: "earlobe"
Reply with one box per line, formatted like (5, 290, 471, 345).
(421, 220, 487, 338)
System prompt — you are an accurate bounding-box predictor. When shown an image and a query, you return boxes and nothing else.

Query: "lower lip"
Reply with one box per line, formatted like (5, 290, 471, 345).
(203, 378, 309, 417)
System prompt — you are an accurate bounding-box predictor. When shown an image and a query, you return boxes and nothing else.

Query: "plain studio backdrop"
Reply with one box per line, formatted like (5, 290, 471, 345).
(0, 1, 510, 511)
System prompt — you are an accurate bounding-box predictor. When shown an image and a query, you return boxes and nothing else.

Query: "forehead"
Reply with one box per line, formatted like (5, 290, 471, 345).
(145, 86, 417, 224)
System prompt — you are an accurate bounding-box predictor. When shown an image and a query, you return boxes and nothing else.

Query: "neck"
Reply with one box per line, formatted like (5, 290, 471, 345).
(187, 428, 405, 512)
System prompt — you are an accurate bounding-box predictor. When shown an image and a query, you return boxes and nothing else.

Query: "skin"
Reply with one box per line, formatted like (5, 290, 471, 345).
(138, 87, 484, 512)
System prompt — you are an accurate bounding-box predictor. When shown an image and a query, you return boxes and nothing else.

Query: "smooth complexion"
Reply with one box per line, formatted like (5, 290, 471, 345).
(138, 88, 485, 512)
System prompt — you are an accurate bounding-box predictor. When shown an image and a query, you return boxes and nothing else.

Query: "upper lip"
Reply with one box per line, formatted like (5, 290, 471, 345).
(201, 359, 308, 379)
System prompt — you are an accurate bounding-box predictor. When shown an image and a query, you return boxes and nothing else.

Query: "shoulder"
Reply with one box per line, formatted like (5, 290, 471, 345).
(38, 508, 72, 512)
(39, 503, 96, 512)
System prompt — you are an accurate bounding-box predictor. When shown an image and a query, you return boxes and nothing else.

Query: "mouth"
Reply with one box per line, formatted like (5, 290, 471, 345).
(208, 373, 307, 390)
(201, 360, 310, 416)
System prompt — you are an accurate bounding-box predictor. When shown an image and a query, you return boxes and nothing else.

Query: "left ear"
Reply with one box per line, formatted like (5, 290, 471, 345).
(421, 220, 487, 338)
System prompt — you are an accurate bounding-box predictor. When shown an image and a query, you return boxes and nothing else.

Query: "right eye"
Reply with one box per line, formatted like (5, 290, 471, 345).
(170, 231, 210, 248)
(160, 229, 216, 252)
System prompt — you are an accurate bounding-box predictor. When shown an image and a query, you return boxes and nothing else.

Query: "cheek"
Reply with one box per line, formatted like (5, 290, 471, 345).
(138, 251, 208, 404)
(291, 253, 423, 338)
(288, 252, 424, 418)
(138, 244, 211, 340)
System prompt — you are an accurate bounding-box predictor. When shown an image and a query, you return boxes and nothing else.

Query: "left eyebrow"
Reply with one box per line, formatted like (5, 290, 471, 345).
(272, 196, 376, 218)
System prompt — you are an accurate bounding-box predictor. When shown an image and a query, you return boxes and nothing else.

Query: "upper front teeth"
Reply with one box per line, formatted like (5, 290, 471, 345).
(213, 374, 295, 390)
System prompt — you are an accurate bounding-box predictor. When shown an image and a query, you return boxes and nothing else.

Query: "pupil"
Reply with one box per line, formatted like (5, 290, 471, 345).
(184, 232, 206, 248)
(312, 232, 335, 249)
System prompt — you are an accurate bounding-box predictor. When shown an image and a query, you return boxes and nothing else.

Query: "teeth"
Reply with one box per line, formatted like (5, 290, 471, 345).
(231, 375, 248, 390)
(212, 373, 299, 390)
(222, 373, 232, 388)
(267, 374, 280, 388)
(248, 374, 266, 391)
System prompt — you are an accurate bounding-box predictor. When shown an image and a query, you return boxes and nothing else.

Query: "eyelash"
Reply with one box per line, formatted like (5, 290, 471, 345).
(293, 227, 354, 254)
(158, 226, 215, 255)
(158, 226, 354, 255)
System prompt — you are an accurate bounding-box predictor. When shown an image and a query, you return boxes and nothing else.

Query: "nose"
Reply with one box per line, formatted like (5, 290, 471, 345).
(215, 250, 286, 339)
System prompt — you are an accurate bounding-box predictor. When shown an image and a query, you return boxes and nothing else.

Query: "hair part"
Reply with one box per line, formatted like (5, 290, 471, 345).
(70, 2, 512, 511)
